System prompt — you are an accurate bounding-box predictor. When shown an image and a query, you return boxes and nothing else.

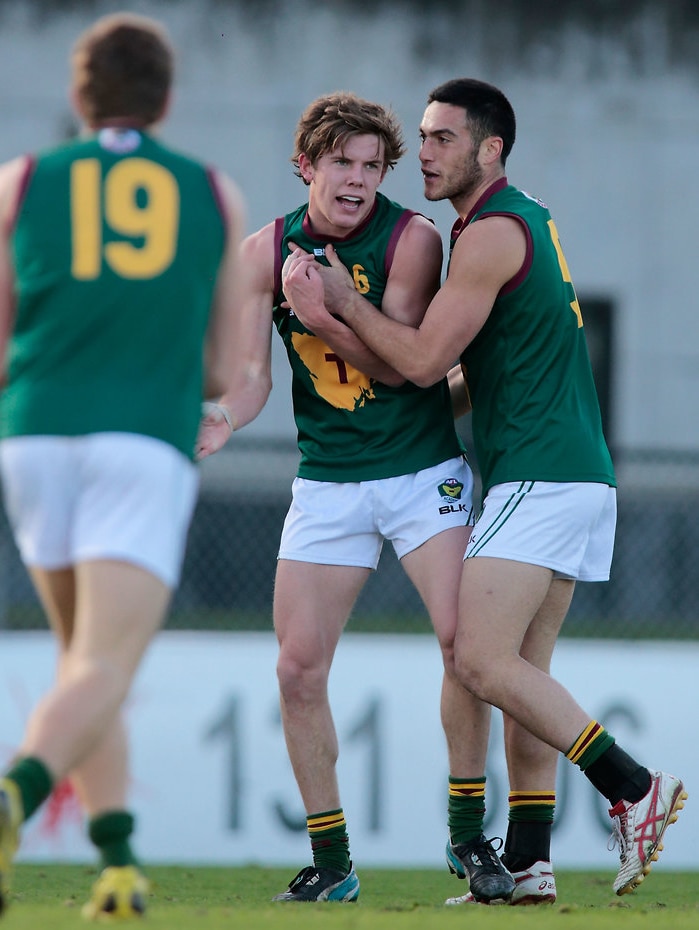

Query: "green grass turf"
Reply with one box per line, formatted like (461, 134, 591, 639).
(3, 865, 699, 928)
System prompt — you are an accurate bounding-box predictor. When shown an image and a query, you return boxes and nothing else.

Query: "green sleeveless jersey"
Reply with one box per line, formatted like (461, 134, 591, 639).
(273, 192, 463, 481)
(2, 129, 226, 458)
(453, 180, 616, 495)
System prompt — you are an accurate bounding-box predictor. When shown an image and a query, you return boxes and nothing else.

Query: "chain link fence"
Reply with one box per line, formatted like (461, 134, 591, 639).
(1, 439, 698, 639)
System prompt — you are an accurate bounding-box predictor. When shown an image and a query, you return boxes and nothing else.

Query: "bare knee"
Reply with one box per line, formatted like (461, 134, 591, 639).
(438, 637, 458, 678)
(67, 656, 132, 714)
(453, 649, 498, 704)
(276, 649, 329, 706)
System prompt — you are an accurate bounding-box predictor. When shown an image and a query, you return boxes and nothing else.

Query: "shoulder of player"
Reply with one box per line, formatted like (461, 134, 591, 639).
(395, 211, 441, 249)
(239, 220, 277, 291)
(392, 211, 442, 264)
(0, 156, 32, 233)
(403, 210, 441, 236)
(242, 219, 276, 257)
(451, 213, 527, 283)
(457, 211, 527, 252)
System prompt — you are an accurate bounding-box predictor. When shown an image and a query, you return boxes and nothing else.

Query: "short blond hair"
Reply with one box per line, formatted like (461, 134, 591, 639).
(292, 92, 406, 183)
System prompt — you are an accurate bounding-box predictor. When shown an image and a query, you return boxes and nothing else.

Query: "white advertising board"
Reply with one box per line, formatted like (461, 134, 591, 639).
(0, 632, 695, 870)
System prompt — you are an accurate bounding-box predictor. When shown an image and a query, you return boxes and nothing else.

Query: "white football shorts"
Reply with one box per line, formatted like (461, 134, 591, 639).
(278, 455, 474, 568)
(0, 432, 199, 588)
(464, 480, 616, 581)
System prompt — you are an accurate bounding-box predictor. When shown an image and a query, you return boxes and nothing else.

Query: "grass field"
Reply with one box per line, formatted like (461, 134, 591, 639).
(3, 865, 698, 929)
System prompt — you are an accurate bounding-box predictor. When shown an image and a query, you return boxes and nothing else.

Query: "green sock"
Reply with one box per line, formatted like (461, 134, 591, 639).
(566, 721, 650, 804)
(88, 811, 139, 868)
(307, 809, 351, 874)
(3, 756, 54, 821)
(565, 721, 615, 769)
(448, 776, 486, 845)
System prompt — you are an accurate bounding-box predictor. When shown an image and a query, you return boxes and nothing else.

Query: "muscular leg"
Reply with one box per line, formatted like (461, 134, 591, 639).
(504, 577, 574, 792)
(455, 558, 589, 751)
(500, 577, 574, 878)
(274, 559, 370, 814)
(404, 529, 516, 903)
(28, 566, 129, 816)
(20, 559, 170, 781)
(401, 526, 491, 776)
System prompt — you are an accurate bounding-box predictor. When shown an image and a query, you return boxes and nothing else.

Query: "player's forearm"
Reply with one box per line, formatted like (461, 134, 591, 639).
(311, 314, 405, 387)
(339, 290, 440, 387)
(216, 367, 272, 431)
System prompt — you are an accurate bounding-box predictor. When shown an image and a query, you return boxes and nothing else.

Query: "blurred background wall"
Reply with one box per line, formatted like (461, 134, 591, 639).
(0, 0, 697, 635)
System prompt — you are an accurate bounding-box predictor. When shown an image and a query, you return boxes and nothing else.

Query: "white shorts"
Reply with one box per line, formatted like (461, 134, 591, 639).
(279, 455, 474, 569)
(0, 433, 199, 588)
(465, 480, 616, 581)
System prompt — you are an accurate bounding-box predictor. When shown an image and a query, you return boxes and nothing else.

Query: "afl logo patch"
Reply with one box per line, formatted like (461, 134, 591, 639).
(438, 478, 463, 502)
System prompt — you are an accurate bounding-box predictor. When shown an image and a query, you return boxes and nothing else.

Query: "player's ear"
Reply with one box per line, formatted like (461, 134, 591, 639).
(297, 153, 315, 185)
(479, 135, 503, 166)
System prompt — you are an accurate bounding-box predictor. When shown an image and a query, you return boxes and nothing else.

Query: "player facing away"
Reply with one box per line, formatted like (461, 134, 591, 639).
(0, 12, 246, 919)
(281, 77, 686, 900)
(197, 91, 520, 904)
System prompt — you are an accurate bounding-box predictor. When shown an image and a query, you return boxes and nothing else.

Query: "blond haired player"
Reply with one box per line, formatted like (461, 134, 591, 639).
(197, 92, 515, 904)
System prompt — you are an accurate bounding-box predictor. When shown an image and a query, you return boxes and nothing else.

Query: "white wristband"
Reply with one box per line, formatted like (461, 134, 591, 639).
(202, 402, 234, 433)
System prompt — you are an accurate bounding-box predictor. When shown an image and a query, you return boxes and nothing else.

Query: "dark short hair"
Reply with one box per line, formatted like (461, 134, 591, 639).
(292, 91, 406, 182)
(72, 13, 174, 127)
(427, 78, 516, 164)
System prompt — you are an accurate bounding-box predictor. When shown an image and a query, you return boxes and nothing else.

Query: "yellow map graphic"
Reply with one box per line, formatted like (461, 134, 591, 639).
(291, 332, 376, 410)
